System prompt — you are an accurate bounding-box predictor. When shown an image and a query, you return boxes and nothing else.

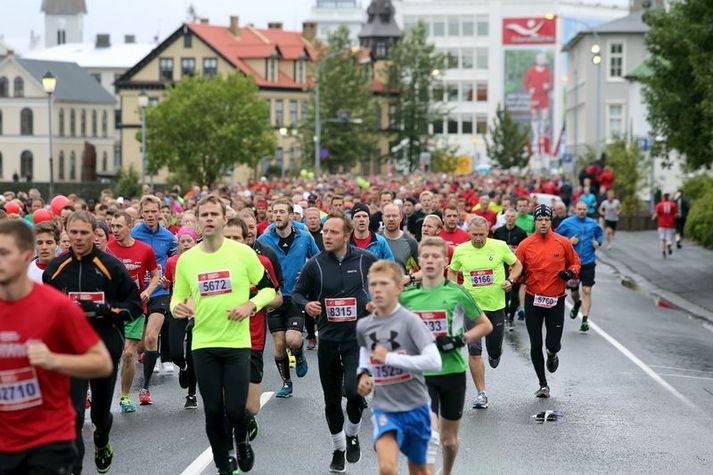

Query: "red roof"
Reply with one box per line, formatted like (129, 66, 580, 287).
(187, 22, 316, 89)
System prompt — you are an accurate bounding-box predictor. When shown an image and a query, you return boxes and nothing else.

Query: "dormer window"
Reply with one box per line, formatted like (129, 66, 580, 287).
(295, 59, 306, 83)
(267, 57, 278, 82)
(375, 41, 387, 59)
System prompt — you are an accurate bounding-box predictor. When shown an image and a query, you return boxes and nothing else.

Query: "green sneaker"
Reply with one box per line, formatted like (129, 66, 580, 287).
(95, 443, 113, 474)
(580, 320, 590, 333)
(119, 396, 136, 413)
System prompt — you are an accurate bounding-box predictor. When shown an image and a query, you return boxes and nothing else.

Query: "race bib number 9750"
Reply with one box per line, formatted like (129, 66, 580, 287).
(197, 271, 232, 297)
(414, 310, 448, 337)
(470, 269, 494, 287)
(0, 367, 43, 412)
(533, 295, 558, 308)
(325, 298, 357, 322)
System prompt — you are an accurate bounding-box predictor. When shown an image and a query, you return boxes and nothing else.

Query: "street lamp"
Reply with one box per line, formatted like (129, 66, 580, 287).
(138, 90, 149, 186)
(42, 72, 57, 197)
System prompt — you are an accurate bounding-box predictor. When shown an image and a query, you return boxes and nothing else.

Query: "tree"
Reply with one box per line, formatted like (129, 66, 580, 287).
(485, 104, 531, 170)
(387, 21, 447, 172)
(606, 139, 645, 215)
(642, 1, 713, 170)
(144, 73, 275, 188)
(300, 26, 379, 173)
(113, 165, 142, 198)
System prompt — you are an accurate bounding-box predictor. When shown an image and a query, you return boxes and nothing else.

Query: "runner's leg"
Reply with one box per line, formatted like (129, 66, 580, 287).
(120, 339, 139, 396)
(524, 295, 548, 387)
(318, 340, 346, 452)
(483, 309, 505, 361)
(375, 433, 400, 475)
(143, 312, 164, 390)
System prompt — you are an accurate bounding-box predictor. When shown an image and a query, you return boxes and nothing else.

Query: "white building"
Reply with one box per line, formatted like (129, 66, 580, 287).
(392, 0, 628, 171)
(41, 0, 87, 47)
(309, 0, 366, 43)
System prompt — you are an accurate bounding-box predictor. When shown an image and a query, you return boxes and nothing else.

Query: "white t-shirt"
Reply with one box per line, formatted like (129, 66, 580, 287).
(27, 259, 45, 283)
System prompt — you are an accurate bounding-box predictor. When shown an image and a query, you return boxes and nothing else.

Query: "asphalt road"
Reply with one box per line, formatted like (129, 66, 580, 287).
(79, 263, 713, 474)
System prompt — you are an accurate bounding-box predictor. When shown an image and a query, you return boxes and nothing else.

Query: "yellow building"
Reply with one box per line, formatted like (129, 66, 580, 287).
(116, 16, 318, 185)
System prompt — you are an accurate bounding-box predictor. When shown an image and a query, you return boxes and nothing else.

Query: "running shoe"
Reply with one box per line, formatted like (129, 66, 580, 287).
(139, 388, 153, 405)
(276, 381, 293, 398)
(153, 361, 160, 373)
(237, 442, 255, 472)
(295, 354, 309, 378)
(534, 386, 550, 398)
(184, 395, 198, 410)
(677, 241, 682, 249)
(162, 362, 174, 373)
(570, 301, 581, 320)
(329, 450, 346, 473)
(85, 391, 92, 409)
(546, 351, 559, 373)
(119, 396, 136, 413)
(306, 338, 318, 350)
(668, 244, 673, 255)
(488, 355, 501, 369)
(95, 443, 113, 474)
(248, 415, 259, 441)
(517, 308, 525, 321)
(178, 368, 189, 389)
(580, 320, 590, 333)
(346, 435, 361, 463)
(217, 456, 238, 475)
(473, 391, 488, 409)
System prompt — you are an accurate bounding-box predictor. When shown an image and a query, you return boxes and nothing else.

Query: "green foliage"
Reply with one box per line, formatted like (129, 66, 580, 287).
(145, 73, 275, 188)
(431, 145, 460, 173)
(681, 175, 713, 203)
(387, 21, 447, 171)
(485, 104, 532, 170)
(642, 2, 713, 170)
(113, 165, 142, 199)
(607, 139, 645, 215)
(300, 26, 379, 173)
(684, 189, 713, 249)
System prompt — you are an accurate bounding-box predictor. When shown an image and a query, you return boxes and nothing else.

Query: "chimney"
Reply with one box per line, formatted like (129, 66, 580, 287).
(95, 34, 111, 48)
(268, 22, 283, 30)
(229, 16, 240, 36)
(124, 34, 136, 44)
(200, 18, 210, 25)
(302, 21, 317, 41)
(630, 0, 665, 12)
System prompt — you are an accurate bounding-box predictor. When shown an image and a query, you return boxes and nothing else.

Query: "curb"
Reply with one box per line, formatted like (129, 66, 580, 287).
(598, 253, 713, 326)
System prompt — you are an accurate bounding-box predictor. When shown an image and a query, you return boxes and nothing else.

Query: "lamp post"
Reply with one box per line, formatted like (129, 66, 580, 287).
(138, 90, 149, 187)
(42, 72, 57, 197)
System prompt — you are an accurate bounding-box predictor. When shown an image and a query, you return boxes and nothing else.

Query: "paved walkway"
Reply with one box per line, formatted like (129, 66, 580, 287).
(598, 230, 713, 322)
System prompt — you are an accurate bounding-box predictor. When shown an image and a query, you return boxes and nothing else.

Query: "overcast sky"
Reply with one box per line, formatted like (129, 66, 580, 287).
(0, 0, 315, 45)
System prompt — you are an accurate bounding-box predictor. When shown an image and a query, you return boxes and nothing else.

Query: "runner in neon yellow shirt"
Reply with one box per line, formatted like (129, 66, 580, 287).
(171, 195, 275, 475)
(448, 216, 522, 410)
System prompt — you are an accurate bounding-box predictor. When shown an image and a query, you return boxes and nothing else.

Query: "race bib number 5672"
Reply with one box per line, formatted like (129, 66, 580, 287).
(197, 271, 232, 297)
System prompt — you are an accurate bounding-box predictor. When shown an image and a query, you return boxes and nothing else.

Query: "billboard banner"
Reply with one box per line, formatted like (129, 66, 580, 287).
(503, 17, 556, 45)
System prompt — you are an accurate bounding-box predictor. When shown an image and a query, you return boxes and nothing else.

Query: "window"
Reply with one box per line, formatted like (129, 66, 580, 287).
(114, 109, 121, 129)
(447, 118, 458, 134)
(375, 41, 386, 59)
(476, 48, 488, 69)
(267, 58, 278, 82)
(388, 104, 397, 128)
(295, 59, 306, 83)
(70, 109, 76, 136)
(432, 83, 444, 102)
(462, 16, 475, 36)
(92, 110, 97, 137)
(433, 16, 445, 36)
(607, 103, 625, 139)
(462, 82, 474, 102)
(102, 111, 108, 137)
(159, 58, 174, 81)
(462, 116, 473, 134)
(102, 151, 108, 172)
(181, 58, 196, 77)
(203, 58, 218, 77)
(403, 15, 416, 31)
(0, 77, 7, 97)
(58, 151, 65, 179)
(275, 147, 284, 174)
(13, 77, 24, 97)
(476, 15, 489, 36)
(476, 82, 488, 102)
(0, 152, 2, 177)
(446, 83, 458, 102)
(275, 99, 284, 126)
(445, 49, 458, 69)
(80, 110, 86, 137)
(69, 151, 76, 180)
(20, 151, 33, 180)
(461, 49, 474, 69)
(609, 42, 624, 79)
(476, 115, 488, 134)
(20, 108, 33, 135)
(57, 30, 66, 45)
(184, 31, 192, 48)
(301, 100, 308, 121)
(447, 16, 459, 36)
(0, 110, 2, 135)
(59, 109, 64, 136)
(91, 73, 101, 83)
(433, 119, 443, 134)
(289, 100, 298, 127)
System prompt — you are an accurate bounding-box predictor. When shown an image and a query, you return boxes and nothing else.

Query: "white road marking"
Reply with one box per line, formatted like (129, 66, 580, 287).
(180, 391, 274, 475)
(657, 373, 713, 381)
(649, 364, 713, 375)
(703, 323, 713, 335)
(566, 302, 697, 410)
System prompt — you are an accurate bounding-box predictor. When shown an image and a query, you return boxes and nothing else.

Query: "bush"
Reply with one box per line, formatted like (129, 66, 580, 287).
(684, 189, 713, 249)
(681, 174, 713, 202)
(607, 139, 646, 215)
(113, 166, 142, 199)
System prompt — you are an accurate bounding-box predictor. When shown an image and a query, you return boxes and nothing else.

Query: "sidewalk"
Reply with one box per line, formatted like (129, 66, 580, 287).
(597, 230, 713, 323)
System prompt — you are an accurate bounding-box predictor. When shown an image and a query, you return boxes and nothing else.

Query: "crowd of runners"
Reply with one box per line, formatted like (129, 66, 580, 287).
(0, 168, 687, 475)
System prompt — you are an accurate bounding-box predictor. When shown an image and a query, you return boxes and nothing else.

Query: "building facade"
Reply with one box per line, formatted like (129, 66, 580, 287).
(309, 0, 366, 43)
(0, 57, 116, 184)
(41, 0, 87, 47)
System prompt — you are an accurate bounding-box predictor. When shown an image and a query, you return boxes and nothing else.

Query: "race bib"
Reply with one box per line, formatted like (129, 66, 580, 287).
(470, 269, 494, 287)
(68, 292, 105, 304)
(533, 295, 558, 308)
(197, 270, 232, 297)
(414, 310, 448, 337)
(0, 367, 43, 412)
(325, 298, 357, 322)
(370, 355, 412, 385)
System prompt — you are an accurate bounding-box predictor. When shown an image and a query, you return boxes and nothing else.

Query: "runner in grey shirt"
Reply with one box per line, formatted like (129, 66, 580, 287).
(380, 204, 419, 274)
(598, 190, 621, 250)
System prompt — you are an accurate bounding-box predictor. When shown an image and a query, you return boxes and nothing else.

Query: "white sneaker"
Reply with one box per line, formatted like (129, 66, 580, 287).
(153, 361, 160, 373)
(162, 362, 174, 373)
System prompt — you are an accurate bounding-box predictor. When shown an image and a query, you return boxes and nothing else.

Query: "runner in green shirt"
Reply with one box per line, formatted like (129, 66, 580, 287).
(515, 196, 535, 234)
(400, 236, 492, 475)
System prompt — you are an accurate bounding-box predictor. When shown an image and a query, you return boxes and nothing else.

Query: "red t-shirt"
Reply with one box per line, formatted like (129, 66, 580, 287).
(473, 209, 498, 228)
(250, 255, 279, 352)
(107, 239, 158, 312)
(256, 221, 270, 237)
(168, 224, 181, 235)
(0, 284, 100, 452)
(352, 233, 372, 250)
(164, 254, 179, 286)
(655, 201, 677, 229)
(439, 228, 470, 246)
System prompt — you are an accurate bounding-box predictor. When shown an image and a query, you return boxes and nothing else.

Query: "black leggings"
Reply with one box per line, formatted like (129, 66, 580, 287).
(524, 295, 565, 387)
(506, 283, 522, 318)
(192, 348, 250, 472)
(69, 326, 123, 474)
(317, 339, 364, 435)
(467, 309, 505, 359)
(169, 316, 197, 395)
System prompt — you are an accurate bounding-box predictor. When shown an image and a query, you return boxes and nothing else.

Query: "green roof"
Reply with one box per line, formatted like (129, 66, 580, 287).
(626, 54, 653, 81)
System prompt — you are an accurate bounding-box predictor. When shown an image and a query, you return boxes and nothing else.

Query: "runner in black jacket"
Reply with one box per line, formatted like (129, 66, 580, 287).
(43, 211, 142, 475)
(292, 213, 377, 473)
(492, 208, 528, 329)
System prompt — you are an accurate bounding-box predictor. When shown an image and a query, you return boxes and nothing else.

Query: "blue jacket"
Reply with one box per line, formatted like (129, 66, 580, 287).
(257, 225, 320, 296)
(349, 232, 395, 262)
(131, 223, 177, 297)
(556, 216, 603, 265)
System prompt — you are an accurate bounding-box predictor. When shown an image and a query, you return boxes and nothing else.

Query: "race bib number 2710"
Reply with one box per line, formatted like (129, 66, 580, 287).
(0, 367, 43, 412)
